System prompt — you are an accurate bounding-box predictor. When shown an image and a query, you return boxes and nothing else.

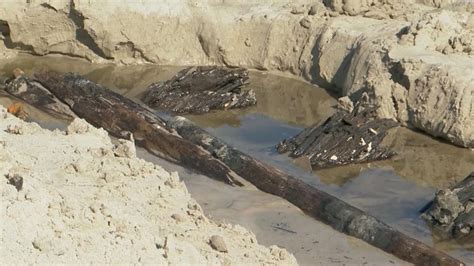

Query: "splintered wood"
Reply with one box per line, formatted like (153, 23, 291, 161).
(4, 73, 77, 120)
(422, 172, 474, 239)
(142, 66, 256, 114)
(277, 100, 398, 169)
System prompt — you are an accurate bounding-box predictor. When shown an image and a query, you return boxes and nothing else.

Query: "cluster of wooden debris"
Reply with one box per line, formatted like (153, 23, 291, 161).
(277, 94, 398, 169)
(2, 66, 399, 170)
(142, 66, 256, 114)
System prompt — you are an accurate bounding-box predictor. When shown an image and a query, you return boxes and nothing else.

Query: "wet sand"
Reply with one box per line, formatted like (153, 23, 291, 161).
(137, 148, 408, 266)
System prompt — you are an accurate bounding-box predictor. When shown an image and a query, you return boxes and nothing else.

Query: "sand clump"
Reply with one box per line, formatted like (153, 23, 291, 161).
(0, 107, 297, 265)
(399, 10, 474, 55)
(0, 0, 472, 148)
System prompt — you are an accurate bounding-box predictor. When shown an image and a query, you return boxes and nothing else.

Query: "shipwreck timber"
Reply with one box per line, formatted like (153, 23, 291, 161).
(168, 116, 463, 266)
(2, 70, 464, 265)
(277, 95, 398, 169)
(33, 70, 243, 186)
(2, 71, 77, 120)
(142, 66, 256, 114)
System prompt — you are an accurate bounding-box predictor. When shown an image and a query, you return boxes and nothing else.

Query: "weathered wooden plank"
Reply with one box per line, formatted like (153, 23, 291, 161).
(277, 96, 398, 169)
(422, 172, 474, 239)
(34, 70, 243, 186)
(168, 116, 464, 266)
(2, 70, 77, 120)
(142, 66, 256, 114)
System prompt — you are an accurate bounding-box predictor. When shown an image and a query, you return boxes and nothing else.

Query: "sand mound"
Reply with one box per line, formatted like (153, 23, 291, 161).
(0, 107, 296, 265)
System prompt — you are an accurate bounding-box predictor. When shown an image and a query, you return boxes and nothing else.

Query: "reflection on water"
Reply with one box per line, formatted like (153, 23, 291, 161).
(194, 112, 473, 263)
(0, 54, 472, 263)
(316, 126, 474, 188)
(188, 71, 336, 128)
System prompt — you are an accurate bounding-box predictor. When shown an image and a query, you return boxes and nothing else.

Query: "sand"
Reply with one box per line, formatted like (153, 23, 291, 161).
(140, 150, 409, 266)
(0, 0, 472, 264)
(0, 107, 297, 265)
(0, 102, 411, 265)
(0, 0, 472, 148)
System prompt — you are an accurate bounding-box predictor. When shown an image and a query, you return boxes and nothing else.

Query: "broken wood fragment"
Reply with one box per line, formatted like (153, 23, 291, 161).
(277, 96, 398, 169)
(2, 71, 77, 120)
(7, 102, 28, 120)
(33, 70, 243, 186)
(142, 66, 256, 114)
(168, 116, 463, 266)
(422, 172, 474, 239)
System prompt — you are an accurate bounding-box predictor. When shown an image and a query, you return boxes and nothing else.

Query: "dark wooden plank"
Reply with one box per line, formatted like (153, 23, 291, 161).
(142, 66, 256, 114)
(3, 71, 77, 120)
(277, 98, 398, 169)
(33, 70, 243, 186)
(168, 116, 464, 266)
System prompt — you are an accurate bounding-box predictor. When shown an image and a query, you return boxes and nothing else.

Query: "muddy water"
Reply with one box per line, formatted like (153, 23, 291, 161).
(0, 55, 473, 263)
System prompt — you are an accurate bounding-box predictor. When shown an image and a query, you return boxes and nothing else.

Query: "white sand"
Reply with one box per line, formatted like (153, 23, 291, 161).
(0, 107, 297, 265)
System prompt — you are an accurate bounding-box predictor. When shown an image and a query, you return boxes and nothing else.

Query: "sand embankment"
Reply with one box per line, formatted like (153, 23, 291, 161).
(0, 0, 472, 148)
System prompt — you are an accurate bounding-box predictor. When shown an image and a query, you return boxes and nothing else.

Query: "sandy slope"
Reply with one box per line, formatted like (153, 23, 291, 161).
(0, 107, 297, 265)
(0, 0, 472, 148)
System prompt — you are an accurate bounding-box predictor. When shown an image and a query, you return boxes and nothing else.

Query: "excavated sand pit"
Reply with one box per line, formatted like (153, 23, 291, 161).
(0, 53, 472, 264)
(1, 0, 473, 264)
(0, 0, 472, 148)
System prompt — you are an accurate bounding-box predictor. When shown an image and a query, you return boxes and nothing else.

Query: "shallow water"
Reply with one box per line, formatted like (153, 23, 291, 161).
(0, 54, 473, 263)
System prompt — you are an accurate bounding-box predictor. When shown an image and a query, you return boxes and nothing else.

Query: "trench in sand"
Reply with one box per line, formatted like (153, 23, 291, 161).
(0, 55, 472, 264)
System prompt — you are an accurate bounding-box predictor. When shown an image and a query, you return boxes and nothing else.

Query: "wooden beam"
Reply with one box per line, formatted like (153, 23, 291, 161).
(168, 116, 464, 266)
(34, 70, 243, 186)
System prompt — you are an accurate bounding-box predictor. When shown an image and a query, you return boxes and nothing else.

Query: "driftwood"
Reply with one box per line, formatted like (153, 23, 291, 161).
(142, 66, 256, 114)
(33, 70, 242, 186)
(277, 98, 398, 169)
(3, 73, 77, 120)
(168, 116, 464, 266)
(422, 172, 474, 239)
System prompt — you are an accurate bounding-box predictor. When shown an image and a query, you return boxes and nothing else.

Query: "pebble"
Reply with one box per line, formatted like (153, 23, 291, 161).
(290, 6, 306, 15)
(209, 235, 228, 253)
(171, 213, 186, 223)
(6, 172, 23, 191)
(13, 68, 25, 78)
(6, 124, 23, 135)
(299, 18, 311, 29)
(308, 5, 318, 16)
(113, 138, 136, 158)
(244, 38, 251, 47)
(337, 96, 354, 113)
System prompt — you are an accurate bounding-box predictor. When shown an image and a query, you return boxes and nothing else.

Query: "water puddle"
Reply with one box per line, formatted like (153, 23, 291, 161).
(0, 54, 472, 263)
